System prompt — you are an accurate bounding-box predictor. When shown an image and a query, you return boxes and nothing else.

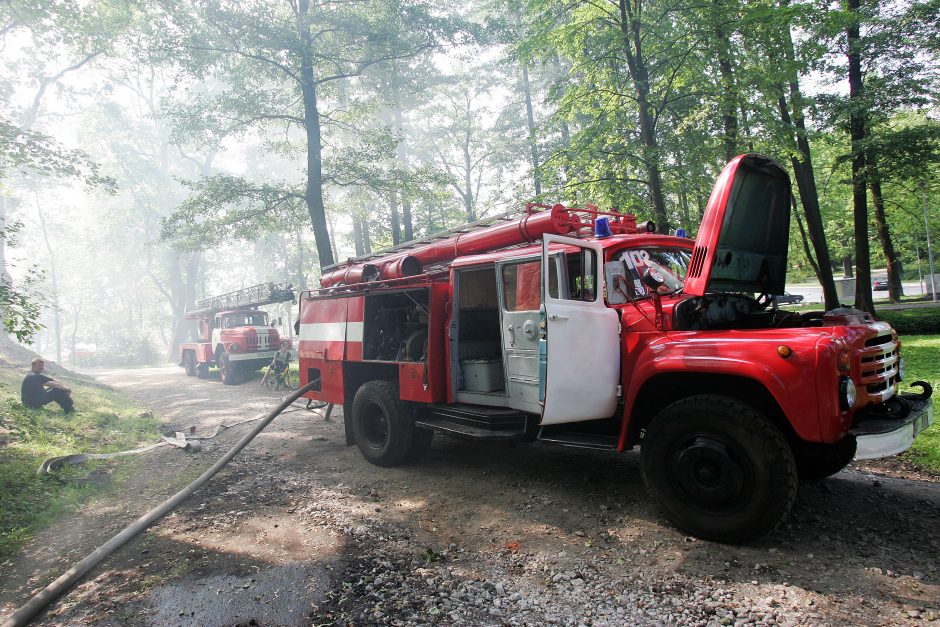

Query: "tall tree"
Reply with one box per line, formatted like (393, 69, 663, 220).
(150, 0, 442, 269)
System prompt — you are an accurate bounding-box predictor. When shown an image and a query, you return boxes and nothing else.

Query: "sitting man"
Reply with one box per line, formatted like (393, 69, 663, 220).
(271, 340, 292, 389)
(21, 357, 74, 414)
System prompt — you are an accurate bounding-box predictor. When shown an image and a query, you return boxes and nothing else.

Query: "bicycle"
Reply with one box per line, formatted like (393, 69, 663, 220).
(261, 363, 297, 391)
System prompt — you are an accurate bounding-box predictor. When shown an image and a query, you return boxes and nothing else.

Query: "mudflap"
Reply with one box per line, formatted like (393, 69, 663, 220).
(343, 402, 355, 446)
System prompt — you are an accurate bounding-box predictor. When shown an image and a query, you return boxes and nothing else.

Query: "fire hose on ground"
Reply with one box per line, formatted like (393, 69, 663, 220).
(2, 380, 324, 627)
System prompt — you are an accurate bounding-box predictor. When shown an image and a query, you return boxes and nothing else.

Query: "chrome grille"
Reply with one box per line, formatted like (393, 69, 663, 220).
(855, 334, 899, 404)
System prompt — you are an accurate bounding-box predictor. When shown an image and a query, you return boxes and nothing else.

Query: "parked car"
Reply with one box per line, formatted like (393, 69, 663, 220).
(774, 292, 805, 304)
(873, 278, 889, 291)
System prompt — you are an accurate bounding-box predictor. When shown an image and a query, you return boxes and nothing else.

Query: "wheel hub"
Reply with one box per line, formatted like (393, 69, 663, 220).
(673, 436, 745, 505)
(362, 402, 389, 448)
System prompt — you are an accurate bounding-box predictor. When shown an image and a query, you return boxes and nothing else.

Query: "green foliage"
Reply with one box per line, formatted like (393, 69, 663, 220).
(161, 175, 306, 251)
(877, 306, 940, 335)
(0, 116, 116, 191)
(86, 335, 161, 367)
(0, 275, 45, 343)
(0, 356, 160, 560)
(896, 334, 940, 473)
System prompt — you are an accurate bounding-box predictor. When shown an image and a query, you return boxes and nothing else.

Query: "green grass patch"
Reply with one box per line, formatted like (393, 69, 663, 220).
(898, 334, 940, 473)
(0, 356, 160, 561)
(877, 307, 940, 334)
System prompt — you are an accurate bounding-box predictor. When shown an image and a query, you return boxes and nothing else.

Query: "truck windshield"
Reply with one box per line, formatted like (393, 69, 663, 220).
(609, 247, 691, 301)
(223, 313, 268, 327)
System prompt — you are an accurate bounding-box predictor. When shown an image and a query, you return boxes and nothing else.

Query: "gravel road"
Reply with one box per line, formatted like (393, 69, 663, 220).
(1, 365, 938, 626)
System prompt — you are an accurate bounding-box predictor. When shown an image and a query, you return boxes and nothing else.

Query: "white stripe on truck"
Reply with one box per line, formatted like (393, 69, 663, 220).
(299, 321, 363, 342)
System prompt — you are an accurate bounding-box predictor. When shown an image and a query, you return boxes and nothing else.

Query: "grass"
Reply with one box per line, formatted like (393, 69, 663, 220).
(0, 357, 160, 562)
(898, 334, 940, 472)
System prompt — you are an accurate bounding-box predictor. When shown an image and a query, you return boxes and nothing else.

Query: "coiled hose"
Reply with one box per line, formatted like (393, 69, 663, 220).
(2, 381, 321, 627)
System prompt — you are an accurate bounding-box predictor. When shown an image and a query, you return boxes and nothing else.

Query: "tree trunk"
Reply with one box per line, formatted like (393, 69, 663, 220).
(463, 131, 475, 222)
(353, 218, 365, 256)
(712, 0, 737, 161)
(791, 195, 821, 278)
(294, 228, 306, 288)
(776, 0, 839, 309)
(846, 0, 873, 313)
(70, 299, 82, 366)
(299, 0, 335, 269)
(35, 201, 61, 363)
(618, 0, 668, 229)
(869, 172, 903, 302)
(389, 189, 401, 245)
(165, 252, 200, 362)
(392, 103, 413, 242)
(843, 256, 854, 278)
(521, 64, 542, 197)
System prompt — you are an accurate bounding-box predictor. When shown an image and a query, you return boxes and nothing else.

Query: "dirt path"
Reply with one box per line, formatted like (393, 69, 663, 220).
(1, 366, 938, 626)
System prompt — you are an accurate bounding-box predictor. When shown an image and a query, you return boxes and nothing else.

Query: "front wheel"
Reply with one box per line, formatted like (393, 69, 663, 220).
(219, 353, 238, 385)
(183, 351, 196, 376)
(641, 395, 797, 543)
(351, 380, 416, 467)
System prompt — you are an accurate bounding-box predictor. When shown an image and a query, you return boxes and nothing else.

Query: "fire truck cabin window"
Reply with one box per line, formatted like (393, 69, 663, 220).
(565, 249, 597, 302)
(612, 247, 690, 300)
(500, 259, 562, 312)
(502, 261, 541, 311)
(224, 312, 268, 327)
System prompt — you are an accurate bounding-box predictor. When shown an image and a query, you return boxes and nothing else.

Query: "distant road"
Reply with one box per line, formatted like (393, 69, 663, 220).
(786, 278, 938, 306)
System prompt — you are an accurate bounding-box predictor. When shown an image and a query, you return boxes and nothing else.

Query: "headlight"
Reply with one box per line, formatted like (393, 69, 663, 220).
(839, 376, 857, 411)
(230, 343, 240, 353)
(897, 357, 906, 382)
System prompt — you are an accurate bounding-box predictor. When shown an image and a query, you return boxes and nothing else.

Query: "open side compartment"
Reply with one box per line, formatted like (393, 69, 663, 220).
(362, 288, 429, 362)
(452, 266, 507, 406)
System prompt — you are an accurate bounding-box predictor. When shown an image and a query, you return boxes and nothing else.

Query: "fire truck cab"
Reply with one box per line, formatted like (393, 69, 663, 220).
(297, 155, 932, 542)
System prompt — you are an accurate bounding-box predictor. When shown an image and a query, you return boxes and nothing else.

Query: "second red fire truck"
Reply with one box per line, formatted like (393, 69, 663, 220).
(295, 154, 932, 542)
(178, 283, 294, 384)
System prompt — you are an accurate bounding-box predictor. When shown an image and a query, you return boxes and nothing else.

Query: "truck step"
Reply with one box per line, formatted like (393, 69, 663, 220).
(415, 404, 530, 440)
(422, 404, 529, 431)
(536, 431, 619, 450)
(414, 417, 529, 440)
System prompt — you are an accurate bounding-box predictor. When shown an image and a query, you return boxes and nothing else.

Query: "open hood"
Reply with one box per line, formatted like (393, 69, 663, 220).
(683, 154, 792, 297)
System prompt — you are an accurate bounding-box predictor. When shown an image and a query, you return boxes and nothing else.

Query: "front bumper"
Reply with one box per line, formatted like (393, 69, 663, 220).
(228, 350, 277, 362)
(851, 381, 933, 460)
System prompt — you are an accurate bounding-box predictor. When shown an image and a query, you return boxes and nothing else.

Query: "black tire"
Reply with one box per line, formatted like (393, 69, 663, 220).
(262, 368, 277, 391)
(183, 351, 197, 376)
(640, 395, 798, 543)
(218, 352, 237, 385)
(351, 380, 416, 467)
(793, 435, 857, 480)
(282, 369, 298, 390)
(196, 363, 209, 379)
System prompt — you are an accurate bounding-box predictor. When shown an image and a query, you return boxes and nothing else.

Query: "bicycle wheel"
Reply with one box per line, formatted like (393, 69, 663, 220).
(263, 369, 277, 391)
(282, 370, 298, 390)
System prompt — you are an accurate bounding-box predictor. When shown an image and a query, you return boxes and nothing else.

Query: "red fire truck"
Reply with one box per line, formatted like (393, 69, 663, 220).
(178, 283, 294, 385)
(296, 154, 932, 541)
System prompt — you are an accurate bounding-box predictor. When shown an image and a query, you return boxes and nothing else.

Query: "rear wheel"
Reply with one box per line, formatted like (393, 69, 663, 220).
(183, 351, 196, 376)
(282, 369, 298, 390)
(640, 394, 797, 543)
(793, 436, 857, 480)
(351, 380, 416, 467)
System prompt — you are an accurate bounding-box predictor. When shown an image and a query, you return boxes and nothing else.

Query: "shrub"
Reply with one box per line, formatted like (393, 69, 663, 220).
(876, 307, 940, 335)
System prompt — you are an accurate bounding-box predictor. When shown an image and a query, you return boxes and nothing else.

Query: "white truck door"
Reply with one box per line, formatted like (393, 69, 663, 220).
(540, 234, 621, 425)
(496, 257, 546, 414)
